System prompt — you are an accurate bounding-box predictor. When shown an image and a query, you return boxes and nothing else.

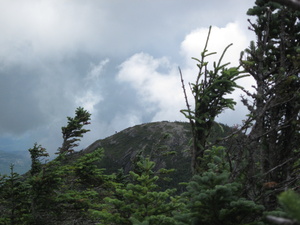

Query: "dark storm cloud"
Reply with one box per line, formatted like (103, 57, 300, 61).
(0, 0, 255, 156)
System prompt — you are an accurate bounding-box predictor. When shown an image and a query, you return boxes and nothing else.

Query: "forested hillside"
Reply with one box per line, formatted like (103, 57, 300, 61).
(68, 121, 233, 190)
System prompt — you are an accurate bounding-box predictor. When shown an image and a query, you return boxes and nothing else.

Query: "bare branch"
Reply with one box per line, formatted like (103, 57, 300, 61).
(179, 67, 194, 130)
(262, 158, 294, 177)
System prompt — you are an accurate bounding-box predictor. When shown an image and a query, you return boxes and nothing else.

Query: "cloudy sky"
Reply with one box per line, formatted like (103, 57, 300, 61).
(0, 0, 257, 157)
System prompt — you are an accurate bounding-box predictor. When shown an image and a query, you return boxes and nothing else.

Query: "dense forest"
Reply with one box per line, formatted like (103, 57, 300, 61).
(1, 0, 300, 224)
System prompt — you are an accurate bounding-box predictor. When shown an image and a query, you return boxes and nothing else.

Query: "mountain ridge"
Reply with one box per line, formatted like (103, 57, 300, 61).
(0, 121, 233, 179)
(74, 120, 232, 187)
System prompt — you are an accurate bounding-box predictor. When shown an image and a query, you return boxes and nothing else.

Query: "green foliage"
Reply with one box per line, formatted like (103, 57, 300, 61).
(93, 157, 182, 225)
(278, 190, 300, 222)
(28, 142, 49, 176)
(0, 165, 31, 224)
(73, 148, 107, 187)
(203, 146, 230, 172)
(29, 160, 65, 224)
(58, 106, 91, 154)
(176, 146, 264, 225)
(28, 146, 110, 224)
(180, 26, 247, 173)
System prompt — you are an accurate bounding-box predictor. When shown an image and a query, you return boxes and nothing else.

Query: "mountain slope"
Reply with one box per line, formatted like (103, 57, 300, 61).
(79, 121, 232, 188)
(0, 121, 233, 183)
(87, 121, 191, 184)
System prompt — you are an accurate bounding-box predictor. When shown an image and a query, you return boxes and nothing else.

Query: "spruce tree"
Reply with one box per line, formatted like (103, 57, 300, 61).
(50, 148, 110, 224)
(0, 165, 30, 224)
(277, 190, 300, 223)
(241, 0, 300, 208)
(28, 143, 49, 176)
(180, 26, 246, 174)
(0, 173, 8, 224)
(73, 147, 107, 188)
(176, 146, 264, 225)
(29, 159, 64, 224)
(93, 157, 182, 225)
(58, 106, 91, 154)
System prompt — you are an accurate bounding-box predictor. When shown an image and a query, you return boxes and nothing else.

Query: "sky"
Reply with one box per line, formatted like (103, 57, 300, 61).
(0, 0, 257, 157)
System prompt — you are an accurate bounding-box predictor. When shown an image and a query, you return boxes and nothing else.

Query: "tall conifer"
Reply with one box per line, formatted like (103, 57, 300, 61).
(241, 0, 300, 208)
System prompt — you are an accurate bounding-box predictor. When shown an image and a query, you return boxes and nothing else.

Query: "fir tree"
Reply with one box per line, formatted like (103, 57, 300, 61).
(73, 148, 107, 187)
(176, 146, 264, 225)
(28, 143, 49, 176)
(266, 190, 300, 224)
(48, 148, 110, 224)
(241, 0, 300, 209)
(180, 26, 246, 174)
(29, 159, 64, 224)
(58, 106, 91, 154)
(0, 165, 30, 224)
(93, 157, 182, 225)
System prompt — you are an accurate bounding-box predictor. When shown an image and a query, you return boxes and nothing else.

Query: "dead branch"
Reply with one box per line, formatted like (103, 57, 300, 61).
(179, 67, 194, 131)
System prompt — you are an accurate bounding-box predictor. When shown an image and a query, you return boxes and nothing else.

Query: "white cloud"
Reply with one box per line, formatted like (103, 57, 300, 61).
(75, 91, 102, 114)
(117, 53, 186, 122)
(117, 22, 255, 126)
(75, 59, 109, 114)
(87, 59, 110, 81)
(180, 22, 256, 93)
(181, 23, 249, 68)
(180, 22, 256, 125)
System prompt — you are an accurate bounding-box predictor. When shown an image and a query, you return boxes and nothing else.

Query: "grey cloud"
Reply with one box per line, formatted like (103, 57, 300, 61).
(0, 68, 46, 135)
(0, 0, 255, 156)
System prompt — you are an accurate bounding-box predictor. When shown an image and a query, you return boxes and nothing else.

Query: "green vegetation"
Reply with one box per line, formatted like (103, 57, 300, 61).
(58, 106, 91, 154)
(179, 26, 246, 174)
(91, 157, 181, 225)
(0, 0, 300, 224)
(176, 146, 264, 225)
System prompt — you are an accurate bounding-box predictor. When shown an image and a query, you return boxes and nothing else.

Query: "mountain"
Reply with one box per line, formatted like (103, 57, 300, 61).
(0, 121, 235, 224)
(0, 121, 233, 182)
(86, 121, 192, 187)
(69, 121, 233, 189)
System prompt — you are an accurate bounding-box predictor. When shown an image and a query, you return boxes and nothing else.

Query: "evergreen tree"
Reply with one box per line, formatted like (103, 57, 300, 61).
(27, 144, 65, 224)
(58, 106, 91, 154)
(180, 26, 246, 174)
(0, 173, 8, 224)
(29, 159, 64, 224)
(29, 148, 110, 224)
(176, 146, 264, 225)
(241, 0, 300, 208)
(28, 143, 49, 176)
(266, 190, 300, 224)
(277, 190, 300, 223)
(93, 157, 182, 225)
(269, 0, 300, 10)
(0, 165, 30, 224)
(73, 148, 107, 187)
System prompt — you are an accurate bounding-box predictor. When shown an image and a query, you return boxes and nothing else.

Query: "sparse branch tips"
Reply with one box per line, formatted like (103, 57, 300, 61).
(179, 26, 245, 174)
